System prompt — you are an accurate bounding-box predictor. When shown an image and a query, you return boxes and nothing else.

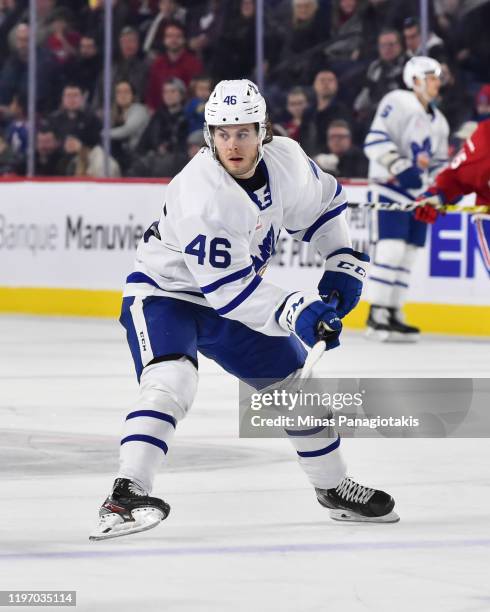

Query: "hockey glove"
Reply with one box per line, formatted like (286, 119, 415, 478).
(414, 189, 446, 224)
(389, 157, 423, 190)
(277, 292, 342, 349)
(318, 248, 370, 318)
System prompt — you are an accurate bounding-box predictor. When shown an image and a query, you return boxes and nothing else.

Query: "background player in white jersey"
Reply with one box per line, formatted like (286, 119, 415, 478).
(363, 57, 449, 341)
(90, 80, 398, 541)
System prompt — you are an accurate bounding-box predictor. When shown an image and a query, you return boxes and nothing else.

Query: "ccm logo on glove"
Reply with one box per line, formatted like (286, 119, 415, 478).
(318, 248, 370, 319)
(337, 259, 367, 277)
(277, 292, 342, 348)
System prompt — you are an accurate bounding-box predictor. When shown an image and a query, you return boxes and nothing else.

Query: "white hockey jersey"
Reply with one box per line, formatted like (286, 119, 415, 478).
(364, 90, 449, 197)
(124, 136, 351, 337)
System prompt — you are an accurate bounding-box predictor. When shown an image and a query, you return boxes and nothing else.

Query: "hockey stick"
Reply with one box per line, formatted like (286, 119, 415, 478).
(300, 294, 340, 380)
(346, 201, 489, 213)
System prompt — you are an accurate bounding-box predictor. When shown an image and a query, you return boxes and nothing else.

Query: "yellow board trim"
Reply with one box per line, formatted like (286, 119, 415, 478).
(1, 287, 489, 336)
(0, 287, 122, 318)
(344, 301, 490, 336)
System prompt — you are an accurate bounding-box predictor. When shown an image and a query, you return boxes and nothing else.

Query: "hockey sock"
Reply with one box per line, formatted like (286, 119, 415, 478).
(392, 244, 418, 309)
(367, 239, 407, 307)
(118, 358, 198, 493)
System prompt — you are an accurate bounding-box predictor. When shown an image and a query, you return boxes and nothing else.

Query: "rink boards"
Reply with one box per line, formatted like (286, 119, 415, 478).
(0, 178, 488, 335)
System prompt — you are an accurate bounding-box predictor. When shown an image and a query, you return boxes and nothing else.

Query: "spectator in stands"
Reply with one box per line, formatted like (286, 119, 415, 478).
(324, 0, 363, 63)
(354, 28, 407, 123)
(437, 63, 473, 136)
(0, 132, 22, 175)
(0, 23, 57, 113)
(433, 0, 459, 40)
(142, 0, 187, 58)
(4, 94, 27, 156)
(300, 69, 353, 155)
(21, 0, 56, 44)
(138, 77, 188, 156)
(452, 1, 490, 83)
(358, 0, 393, 61)
(78, 0, 130, 48)
(93, 27, 149, 112)
(474, 85, 490, 122)
(34, 125, 64, 176)
(145, 21, 203, 110)
(183, 75, 212, 134)
(128, 128, 204, 178)
(187, 0, 225, 67)
(61, 127, 121, 178)
(109, 80, 150, 173)
(279, 86, 309, 141)
(402, 17, 445, 62)
(0, 0, 26, 72)
(314, 119, 368, 177)
(210, 0, 256, 82)
(273, 0, 328, 86)
(45, 7, 81, 66)
(282, 0, 328, 56)
(127, 0, 159, 29)
(49, 83, 102, 148)
(71, 35, 101, 105)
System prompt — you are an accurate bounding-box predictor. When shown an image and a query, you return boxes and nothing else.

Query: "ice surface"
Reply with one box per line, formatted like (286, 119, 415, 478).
(0, 316, 489, 612)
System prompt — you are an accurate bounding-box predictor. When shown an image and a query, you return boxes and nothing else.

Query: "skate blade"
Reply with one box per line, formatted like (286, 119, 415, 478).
(364, 328, 392, 343)
(365, 329, 419, 343)
(89, 507, 165, 541)
(329, 508, 400, 523)
(389, 331, 419, 343)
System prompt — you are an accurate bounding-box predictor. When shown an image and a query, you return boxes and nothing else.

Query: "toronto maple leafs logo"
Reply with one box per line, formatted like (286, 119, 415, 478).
(251, 225, 277, 272)
(410, 137, 432, 165)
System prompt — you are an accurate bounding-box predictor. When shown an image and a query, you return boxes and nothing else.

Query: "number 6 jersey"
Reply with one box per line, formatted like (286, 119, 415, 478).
(124, 136, 351, 336)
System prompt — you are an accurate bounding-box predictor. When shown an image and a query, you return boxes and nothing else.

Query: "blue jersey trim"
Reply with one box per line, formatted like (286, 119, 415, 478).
(126, 271, 161, 289)
(302, 203, 347, 243)
(308, 158, 319, 179)
(297, 435, 340, 457)
(126, 410, 177, 428)
(368, 129, 391, 138)
(327, 247, 370, 262)
(364, 138, 392, 148)
(373, 261, 409, 273)
(376, 182, 414, 199)
(369, 276, 394, 286)
(334, 181, 342, 197)
(200, 264, 253, 295)
(125, 272, 203, 298)
(285, 425, 326, 437)
(121, 434, 168, 454)
(216, 275, 262, 315)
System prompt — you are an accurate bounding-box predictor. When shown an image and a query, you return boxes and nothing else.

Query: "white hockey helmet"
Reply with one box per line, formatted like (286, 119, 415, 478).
(204, 79, 267, 164)
(403, 56, 442, 99)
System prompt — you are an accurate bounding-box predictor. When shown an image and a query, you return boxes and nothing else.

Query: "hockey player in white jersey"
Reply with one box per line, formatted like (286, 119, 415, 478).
(90, 80, 398, 541)
(363, 57, 449, 341)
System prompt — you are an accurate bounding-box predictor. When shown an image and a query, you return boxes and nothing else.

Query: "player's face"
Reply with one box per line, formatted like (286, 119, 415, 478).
(214, 124, 260, 179)
(425, 74, 441, 100)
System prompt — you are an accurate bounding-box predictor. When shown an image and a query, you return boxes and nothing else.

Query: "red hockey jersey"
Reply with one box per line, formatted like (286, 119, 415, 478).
(433, 119, 490, 207)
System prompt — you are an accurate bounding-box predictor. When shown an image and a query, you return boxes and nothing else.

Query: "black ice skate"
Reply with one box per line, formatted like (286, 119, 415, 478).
(388, 307, 420, 342)
(316, 476, 399, 523)
(365, 305, 395, 342)
(89, 478, 170, 541)
(365, 305, 418, 342)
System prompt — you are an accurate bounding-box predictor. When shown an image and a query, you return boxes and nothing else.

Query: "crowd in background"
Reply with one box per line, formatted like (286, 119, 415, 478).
(0, 0, 489, 179)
